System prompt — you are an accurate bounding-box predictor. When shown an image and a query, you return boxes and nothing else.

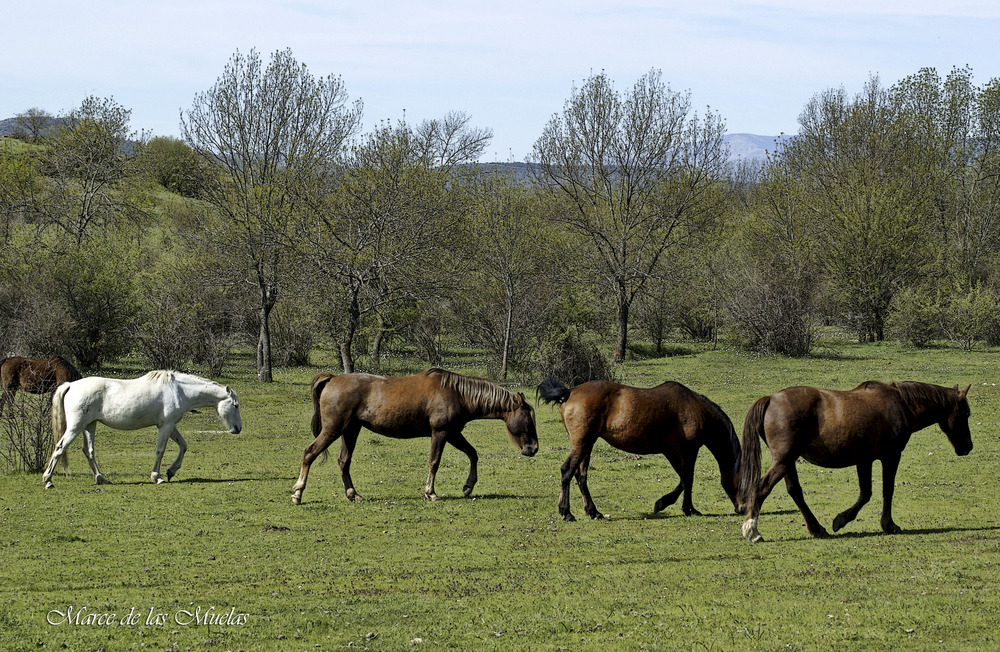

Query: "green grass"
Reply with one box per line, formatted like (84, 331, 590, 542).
(2, 341, 999, 650)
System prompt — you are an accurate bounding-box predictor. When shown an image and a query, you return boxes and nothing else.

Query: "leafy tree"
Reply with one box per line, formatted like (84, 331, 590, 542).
(532, 69, 730, 361)
(142, 136, 210, 198)
(181, 48, 362, 381)
(12, 107, 55, 142)
(37, 96, 150, 247)
(787, 78, 938, 342)
(459, 170, 562, 379)
(301, 116, 489, 373)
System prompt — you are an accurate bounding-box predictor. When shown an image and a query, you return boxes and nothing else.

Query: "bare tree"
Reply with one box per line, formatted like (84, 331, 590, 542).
(181, 48, 362, 381)
(532, 70, 729, 361)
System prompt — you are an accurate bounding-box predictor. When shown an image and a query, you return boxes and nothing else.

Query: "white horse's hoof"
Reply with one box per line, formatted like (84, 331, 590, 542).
(44, 481, 55, 489)
(291, 493, 301, 505)
(742, 517, 764, 543)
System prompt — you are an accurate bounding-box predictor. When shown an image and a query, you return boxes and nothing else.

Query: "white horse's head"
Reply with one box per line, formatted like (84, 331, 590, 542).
(218, 386, 243, 434)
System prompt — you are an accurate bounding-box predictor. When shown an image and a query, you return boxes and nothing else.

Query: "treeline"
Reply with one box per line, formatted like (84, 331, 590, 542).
(2, 51, 999, 384)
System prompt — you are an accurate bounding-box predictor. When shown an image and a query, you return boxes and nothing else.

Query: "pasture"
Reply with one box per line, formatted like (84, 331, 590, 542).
(1, 341, 998, 650)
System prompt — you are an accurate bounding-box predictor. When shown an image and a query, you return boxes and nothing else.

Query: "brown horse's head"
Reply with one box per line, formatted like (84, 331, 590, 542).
(504, 393, 539, 457)
(942, 385, 973, 456)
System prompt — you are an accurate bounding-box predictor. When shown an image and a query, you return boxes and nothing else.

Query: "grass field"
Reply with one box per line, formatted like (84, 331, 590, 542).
(1, 339, 998, 650)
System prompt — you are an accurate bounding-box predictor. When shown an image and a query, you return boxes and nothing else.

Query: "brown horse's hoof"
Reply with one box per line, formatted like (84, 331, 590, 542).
(346, 488, 361, 502)
(562, 513, 576, 522)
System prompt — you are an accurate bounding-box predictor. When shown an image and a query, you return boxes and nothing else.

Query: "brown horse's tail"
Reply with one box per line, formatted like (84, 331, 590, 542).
(537, 377, 572, 405)
(310, 373, 335, 464)
(737, 395, 770, 510)
(51, 382, 72, 470)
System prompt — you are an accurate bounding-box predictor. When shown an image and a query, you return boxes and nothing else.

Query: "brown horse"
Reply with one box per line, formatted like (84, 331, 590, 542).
(738, 381, 973, 543)
(291, 368, 539, 505)
(0, 356, 82, 413)
(537, 377, 742, 521)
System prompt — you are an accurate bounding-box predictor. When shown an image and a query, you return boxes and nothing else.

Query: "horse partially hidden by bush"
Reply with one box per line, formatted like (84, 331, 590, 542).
(291, 368, 539, 505)
(537, 377, 742, 521)
(0, 356, 82, 414)
(738, 381, 972, 543)
(42, 370, 243, 489)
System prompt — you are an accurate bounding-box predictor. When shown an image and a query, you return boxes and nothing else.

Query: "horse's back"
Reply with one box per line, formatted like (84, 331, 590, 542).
(318, 372, 441, 437)
(766, 384, 904, 465)
(562, 380, 713, 454)
(60, 376, 166, 429)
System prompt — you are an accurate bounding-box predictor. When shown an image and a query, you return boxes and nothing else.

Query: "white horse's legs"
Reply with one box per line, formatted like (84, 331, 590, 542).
(80, 426, 110, 485)
(151, 422, 177, 484)
(42, 424, 86, 489)
(165, 427, 187, 481)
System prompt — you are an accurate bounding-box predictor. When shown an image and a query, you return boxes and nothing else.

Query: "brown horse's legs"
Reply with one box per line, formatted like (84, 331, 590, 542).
(879, 454, 903, 534)
(653, 482, 685, 514)
(445, 431, 479, 498)
(291, 425, 343, 505)
(424, 430, 449, 501)
(337, 427, 362, 501)
(833, 461, 873, 532)
(558, 454, 578, 521)
(575, 450, 605, 520)
(654, 450, 701, 516)
(742, 461, 789, 542)
(783, 465, 828, 538)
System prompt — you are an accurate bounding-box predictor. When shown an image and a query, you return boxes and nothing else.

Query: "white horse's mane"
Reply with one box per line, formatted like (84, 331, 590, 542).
(144, 370, 218, 387)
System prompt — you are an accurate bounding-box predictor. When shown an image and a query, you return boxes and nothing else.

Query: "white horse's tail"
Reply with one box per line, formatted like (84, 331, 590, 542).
(51, 383, 71, 470)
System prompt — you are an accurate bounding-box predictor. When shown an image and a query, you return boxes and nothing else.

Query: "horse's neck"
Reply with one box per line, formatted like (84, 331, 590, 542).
(174, 377, 225, 408)
(896, 387, 948, 432)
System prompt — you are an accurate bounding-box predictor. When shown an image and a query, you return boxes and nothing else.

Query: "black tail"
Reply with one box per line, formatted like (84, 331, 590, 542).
(537, 377, 572, 405)
(737, 396, 769, 509)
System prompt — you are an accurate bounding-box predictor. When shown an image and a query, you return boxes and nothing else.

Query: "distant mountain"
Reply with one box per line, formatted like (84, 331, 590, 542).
(723, 133, 793, 162)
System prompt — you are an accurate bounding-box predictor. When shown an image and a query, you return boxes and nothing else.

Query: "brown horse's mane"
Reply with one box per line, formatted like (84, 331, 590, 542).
(424, 368, 519, 413)
(855, 380, 956, 415)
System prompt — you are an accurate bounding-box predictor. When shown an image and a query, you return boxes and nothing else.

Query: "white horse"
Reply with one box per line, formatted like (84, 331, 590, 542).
(42, 370, 243, 489)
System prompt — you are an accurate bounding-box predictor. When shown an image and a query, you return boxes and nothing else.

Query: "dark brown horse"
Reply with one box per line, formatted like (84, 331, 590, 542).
(291, 368, 539, 505)
(0, 356, 82, 413)
(738, 381, 972, 543)
(537, 377, 742, 521)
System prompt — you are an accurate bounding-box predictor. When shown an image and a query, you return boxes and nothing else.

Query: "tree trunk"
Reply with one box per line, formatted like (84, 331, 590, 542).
(257, 298, 275, 383)
(339, 291, 361, 374)
(369, 312, 386, 370)
(500, 296, 514, 380)
(614, 286, 630, 363)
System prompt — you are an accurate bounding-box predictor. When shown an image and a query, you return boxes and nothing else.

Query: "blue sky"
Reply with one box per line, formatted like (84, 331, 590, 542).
(4, 1, 1000, 161)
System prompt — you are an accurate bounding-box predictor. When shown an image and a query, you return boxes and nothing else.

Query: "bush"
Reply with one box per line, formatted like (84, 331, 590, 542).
(888, 286, 945, 348)
(0, 392, 51, 474)
(531, 326, 618, 386)
(943, 283, 999, 352)
(727, 273, 813, 356)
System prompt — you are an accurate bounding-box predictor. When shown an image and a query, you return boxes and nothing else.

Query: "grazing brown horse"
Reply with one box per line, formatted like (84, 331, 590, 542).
(738, 381, 973, 543)
(0, 356, 82, 413)
(537, 377, 742, 521)
(291, 368, 539, 505)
